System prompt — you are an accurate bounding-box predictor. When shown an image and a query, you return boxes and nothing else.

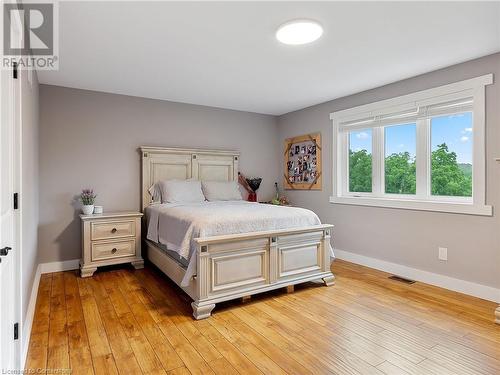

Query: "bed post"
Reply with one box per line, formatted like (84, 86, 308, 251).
(321, 228, 335, 286)
(192, 243, 215, 319)
(495, 306, 500, 324)
(322, 275, 335, 286)
(191, 302, 216, 320)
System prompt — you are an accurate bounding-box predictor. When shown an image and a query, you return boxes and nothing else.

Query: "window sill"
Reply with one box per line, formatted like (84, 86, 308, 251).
(329, 195, 492, 216)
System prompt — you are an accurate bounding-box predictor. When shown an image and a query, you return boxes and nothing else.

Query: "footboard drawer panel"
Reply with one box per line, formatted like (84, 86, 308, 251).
(277, 231, 323, 280)
(211, 249, 268, 293)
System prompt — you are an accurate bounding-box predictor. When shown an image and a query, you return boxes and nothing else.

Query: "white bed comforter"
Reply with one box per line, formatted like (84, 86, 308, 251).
(146, 201, 334, 286)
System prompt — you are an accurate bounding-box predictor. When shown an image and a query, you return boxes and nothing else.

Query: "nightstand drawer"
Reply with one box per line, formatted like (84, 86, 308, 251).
(91, 239, 135, 261)
(91, 220, 135, 240)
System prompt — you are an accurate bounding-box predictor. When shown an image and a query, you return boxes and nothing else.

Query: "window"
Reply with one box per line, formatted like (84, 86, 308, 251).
(349, 129, 372, 193)
(331, 75, 492, 216)
(385, 123, 416, 195)
(431, 113, 473, 197)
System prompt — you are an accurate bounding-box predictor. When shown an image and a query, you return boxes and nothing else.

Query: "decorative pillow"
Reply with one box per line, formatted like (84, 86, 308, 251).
(202, 181, 243, 201)
(159, 179, 205, 203)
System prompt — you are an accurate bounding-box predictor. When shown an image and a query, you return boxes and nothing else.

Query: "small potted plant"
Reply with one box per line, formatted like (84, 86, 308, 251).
(80, 189, 97, 215)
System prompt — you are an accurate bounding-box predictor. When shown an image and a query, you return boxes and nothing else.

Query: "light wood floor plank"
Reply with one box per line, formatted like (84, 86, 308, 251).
(167, 367, 192, 375)
(92, 354, 119, 375)
(218, 310, 313, 375)
(241, 303, 383, 375)
(209, 314, 287, 375)
(156, 318, 215, 375)
(47, 274, 69, 371)
(67, 320, 95, 375)
(64, 271, 85, 324)
(229, 307, 337, 374)
(108, 271, 193, 373)
(49, 273, 66, 312)
(377, 361, 411, 375)
(193, 319, 264, 375)
(25, 274, 52, 371)
(208, 357, 239, 375)
(77, 278, 113, 358)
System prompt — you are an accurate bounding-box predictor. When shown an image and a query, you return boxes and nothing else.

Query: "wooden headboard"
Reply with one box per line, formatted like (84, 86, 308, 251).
(140, 146, 240, 210)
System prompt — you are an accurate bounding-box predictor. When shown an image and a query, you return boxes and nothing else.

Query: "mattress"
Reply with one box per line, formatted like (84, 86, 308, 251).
(145, 200, 333, 286)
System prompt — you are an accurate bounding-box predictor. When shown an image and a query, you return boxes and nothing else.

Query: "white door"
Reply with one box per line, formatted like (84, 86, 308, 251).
(0, 19, 21, 371)
(0, 69, 17, 371)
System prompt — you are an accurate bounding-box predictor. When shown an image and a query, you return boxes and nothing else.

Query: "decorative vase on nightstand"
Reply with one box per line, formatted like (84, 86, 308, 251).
(82, 205, 94, 215)
(80, 188, 97, 215)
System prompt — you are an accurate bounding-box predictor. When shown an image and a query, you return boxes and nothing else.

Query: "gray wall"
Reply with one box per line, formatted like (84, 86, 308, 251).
(38, 85, 280, 263)
(277, 53, 500, 289)
(21, 71, 39, 327)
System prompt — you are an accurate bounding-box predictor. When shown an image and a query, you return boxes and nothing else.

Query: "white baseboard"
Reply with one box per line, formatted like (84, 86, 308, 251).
(39, 259, 80, 274)
(21, 259, 80, 369)
(334, 249, 500, 303)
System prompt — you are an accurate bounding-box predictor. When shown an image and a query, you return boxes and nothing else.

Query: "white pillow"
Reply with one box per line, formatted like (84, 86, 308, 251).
(202, 181, 243, 201)
(159, 179, 205, 203)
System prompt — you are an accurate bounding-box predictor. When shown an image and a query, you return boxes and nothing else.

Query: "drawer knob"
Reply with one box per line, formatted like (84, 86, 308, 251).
(111, 228, 117, 233)
(111, 248, 117, 254)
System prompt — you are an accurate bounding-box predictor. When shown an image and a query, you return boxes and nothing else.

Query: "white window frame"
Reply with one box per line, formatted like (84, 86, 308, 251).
(330, 74, 493, 216)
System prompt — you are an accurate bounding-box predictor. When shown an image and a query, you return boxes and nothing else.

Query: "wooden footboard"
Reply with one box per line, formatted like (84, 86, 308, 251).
(191, 224, 334, 319)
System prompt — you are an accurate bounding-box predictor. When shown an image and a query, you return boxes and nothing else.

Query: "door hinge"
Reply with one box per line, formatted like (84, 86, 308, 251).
(13, 193, 18, 210)
(14, 323, 19, 340)
(13, 62, 18, 79)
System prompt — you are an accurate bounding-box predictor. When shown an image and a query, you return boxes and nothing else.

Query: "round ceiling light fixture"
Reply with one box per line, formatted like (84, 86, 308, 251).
(276, 19, 323, 45)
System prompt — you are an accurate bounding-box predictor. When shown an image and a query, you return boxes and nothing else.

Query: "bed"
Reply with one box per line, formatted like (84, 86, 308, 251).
(141, 146, 335, 319)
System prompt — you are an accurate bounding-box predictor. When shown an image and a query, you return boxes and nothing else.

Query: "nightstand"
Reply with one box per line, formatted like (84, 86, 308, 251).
(80, 211, 144, 277)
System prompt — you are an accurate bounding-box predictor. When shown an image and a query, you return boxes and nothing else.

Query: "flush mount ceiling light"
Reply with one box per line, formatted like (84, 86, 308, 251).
(276, 19, 323, 45)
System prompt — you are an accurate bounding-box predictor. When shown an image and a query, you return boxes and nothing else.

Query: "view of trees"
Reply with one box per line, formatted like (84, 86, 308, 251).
(348, 149, 372, 192)
(349, 143, 472, 196)
(431, 143, 472, 197)
(384, 151, 416, 194)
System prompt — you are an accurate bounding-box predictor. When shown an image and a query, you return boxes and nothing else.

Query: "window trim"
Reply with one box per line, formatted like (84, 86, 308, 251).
(330, 74, 493, 216)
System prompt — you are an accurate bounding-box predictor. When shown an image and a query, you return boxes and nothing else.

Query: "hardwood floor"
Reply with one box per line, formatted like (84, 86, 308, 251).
(25, 260, 500, 374)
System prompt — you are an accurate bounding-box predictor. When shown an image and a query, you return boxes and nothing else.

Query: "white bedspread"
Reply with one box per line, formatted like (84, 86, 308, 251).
(146, 201, 334, 286)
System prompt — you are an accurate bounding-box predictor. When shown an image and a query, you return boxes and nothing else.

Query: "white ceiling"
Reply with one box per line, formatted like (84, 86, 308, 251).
(38, 1, 500, 115)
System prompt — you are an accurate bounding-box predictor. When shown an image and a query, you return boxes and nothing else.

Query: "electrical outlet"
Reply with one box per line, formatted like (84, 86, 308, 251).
(438, 247, 448, 261)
